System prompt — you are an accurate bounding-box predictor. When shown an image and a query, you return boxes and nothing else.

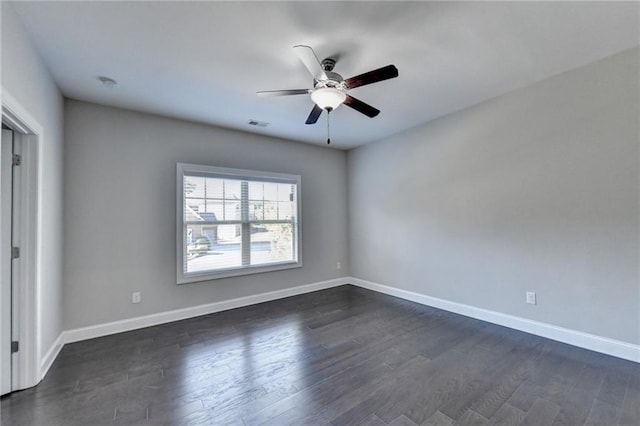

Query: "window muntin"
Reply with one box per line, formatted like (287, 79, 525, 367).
(177, 164, 301, 283)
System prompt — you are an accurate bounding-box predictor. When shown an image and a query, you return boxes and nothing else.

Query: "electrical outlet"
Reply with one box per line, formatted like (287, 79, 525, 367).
(132, 292, 142, 304)
(526, 291, 536, 305)
(336, 262, 342, 270)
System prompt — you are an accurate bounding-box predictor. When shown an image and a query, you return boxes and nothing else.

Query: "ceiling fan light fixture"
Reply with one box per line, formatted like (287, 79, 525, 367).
(311, 87, 346, 111)
(256, 45, 398, 127)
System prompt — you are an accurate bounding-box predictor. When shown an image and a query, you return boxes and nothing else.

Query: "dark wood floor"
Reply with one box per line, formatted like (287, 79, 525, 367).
(1, 285, 638, 426)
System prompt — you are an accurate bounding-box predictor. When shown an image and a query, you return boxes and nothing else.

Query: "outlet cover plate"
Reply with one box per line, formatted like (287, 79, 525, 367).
(526, 291, 536, 305)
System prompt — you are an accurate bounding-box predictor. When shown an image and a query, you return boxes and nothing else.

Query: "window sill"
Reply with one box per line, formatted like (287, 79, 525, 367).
(177, 260, 302, 284)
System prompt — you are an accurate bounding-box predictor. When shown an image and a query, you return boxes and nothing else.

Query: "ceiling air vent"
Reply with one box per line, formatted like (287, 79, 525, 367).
(248, 120, 269, 128)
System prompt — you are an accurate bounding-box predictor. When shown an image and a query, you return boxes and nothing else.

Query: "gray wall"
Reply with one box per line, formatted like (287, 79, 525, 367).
(1, 4, 65, 357)
(63, 100, 348, 329)
(348, 47, 639, 345)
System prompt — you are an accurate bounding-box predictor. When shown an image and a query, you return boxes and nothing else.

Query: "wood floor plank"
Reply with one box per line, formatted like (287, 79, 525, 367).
(584, 398, 622, 426)
(552, 365, 605, 426)
(454, 409, 488, 426)
(422, 411, 455, 426)
(619, 374, 640, 425)
(242, 347, 397, 425)
(291, 353, 427, 425)
(469, 363, 529, 419)
(505, 380, 540, 413)
(355, 413, 387, 426)
(374, 348, 487, 423)
(520, 398, 560, 426)
(435, 333, 535, 423)
(293, 350, 418, 425)
(330, 356, 433, 426)
(596, 373, 628, 408)
(403, 347, 503, 424)
(485, 403, 525, 426)
(389, 414, 420, 426)
(0, 285, 636, 426)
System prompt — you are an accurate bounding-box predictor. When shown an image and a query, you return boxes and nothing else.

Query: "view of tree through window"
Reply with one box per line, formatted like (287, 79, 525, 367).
(178, 164, 300, 282)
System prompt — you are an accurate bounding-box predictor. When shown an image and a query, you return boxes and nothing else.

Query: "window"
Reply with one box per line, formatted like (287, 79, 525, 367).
(177, 164, 301, 283)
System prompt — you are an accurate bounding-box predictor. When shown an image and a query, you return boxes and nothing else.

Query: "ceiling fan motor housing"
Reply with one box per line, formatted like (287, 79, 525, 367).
(315, 71, 345, 89)
(314, 58, 345, 87)
(321, 58, 336, 71)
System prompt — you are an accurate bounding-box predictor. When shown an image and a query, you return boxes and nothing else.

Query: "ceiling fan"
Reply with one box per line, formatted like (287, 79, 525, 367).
(257, 45, 399, 142)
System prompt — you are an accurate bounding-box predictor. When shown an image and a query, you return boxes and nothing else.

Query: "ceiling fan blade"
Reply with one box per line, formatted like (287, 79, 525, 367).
(344, 95, 380, 118)
(344, 65, 399, 89)
(293, 45, 328, 81)
(305, 104, 323, 125)
(257, 89, 310, 97)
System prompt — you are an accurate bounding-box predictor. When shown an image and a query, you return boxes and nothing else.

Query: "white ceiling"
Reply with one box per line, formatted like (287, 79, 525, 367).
(10, 1, 639, 150)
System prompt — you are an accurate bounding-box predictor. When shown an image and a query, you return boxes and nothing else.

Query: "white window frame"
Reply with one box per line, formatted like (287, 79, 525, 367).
(176, 163, 302, 284)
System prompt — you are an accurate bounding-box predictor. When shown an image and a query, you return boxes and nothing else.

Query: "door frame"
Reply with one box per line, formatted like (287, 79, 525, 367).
(1, 88, 42, 390)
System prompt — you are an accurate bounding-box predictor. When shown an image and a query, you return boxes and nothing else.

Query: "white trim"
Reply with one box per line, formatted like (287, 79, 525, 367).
(64, 277, 348, 344)
(1, 87, 43, 389)
(40, 332, 63, 379)
(1, 90, 41, 136)
(349, 277, 640, 363)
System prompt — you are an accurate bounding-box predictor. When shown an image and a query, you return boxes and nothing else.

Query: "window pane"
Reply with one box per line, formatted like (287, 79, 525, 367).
(224, 200, 241, 222)
(248, 181, 264, 201)
(250, 223, 294, 266)
(184, 176, 205, 198)
(249, 201, 264, 221)
(204, 177, 223, 199)
(225, 179, 242, 200)
(217, 224, 241, 244)
(277, 201, 295, 220)
(205, 200, 223, 221)
(185, 225, 242, 273)
(277, 183, 295, 202)
(263, 201, 278, 220)
(263, 182, 278, 201)
(184, 198, 203, 221)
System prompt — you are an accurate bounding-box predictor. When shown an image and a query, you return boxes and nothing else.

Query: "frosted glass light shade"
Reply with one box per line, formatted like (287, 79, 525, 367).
(311, 88, 346, 110)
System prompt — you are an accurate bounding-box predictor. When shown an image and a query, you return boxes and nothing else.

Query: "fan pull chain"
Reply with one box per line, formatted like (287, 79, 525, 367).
(326, 109, 331, 145)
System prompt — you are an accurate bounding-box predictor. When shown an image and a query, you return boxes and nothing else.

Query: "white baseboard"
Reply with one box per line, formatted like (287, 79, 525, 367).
(64, 277, 349, 344)
(42, 274, 638, 380)
(348, 277, 640, 363)
(40, 332, 64, 379)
